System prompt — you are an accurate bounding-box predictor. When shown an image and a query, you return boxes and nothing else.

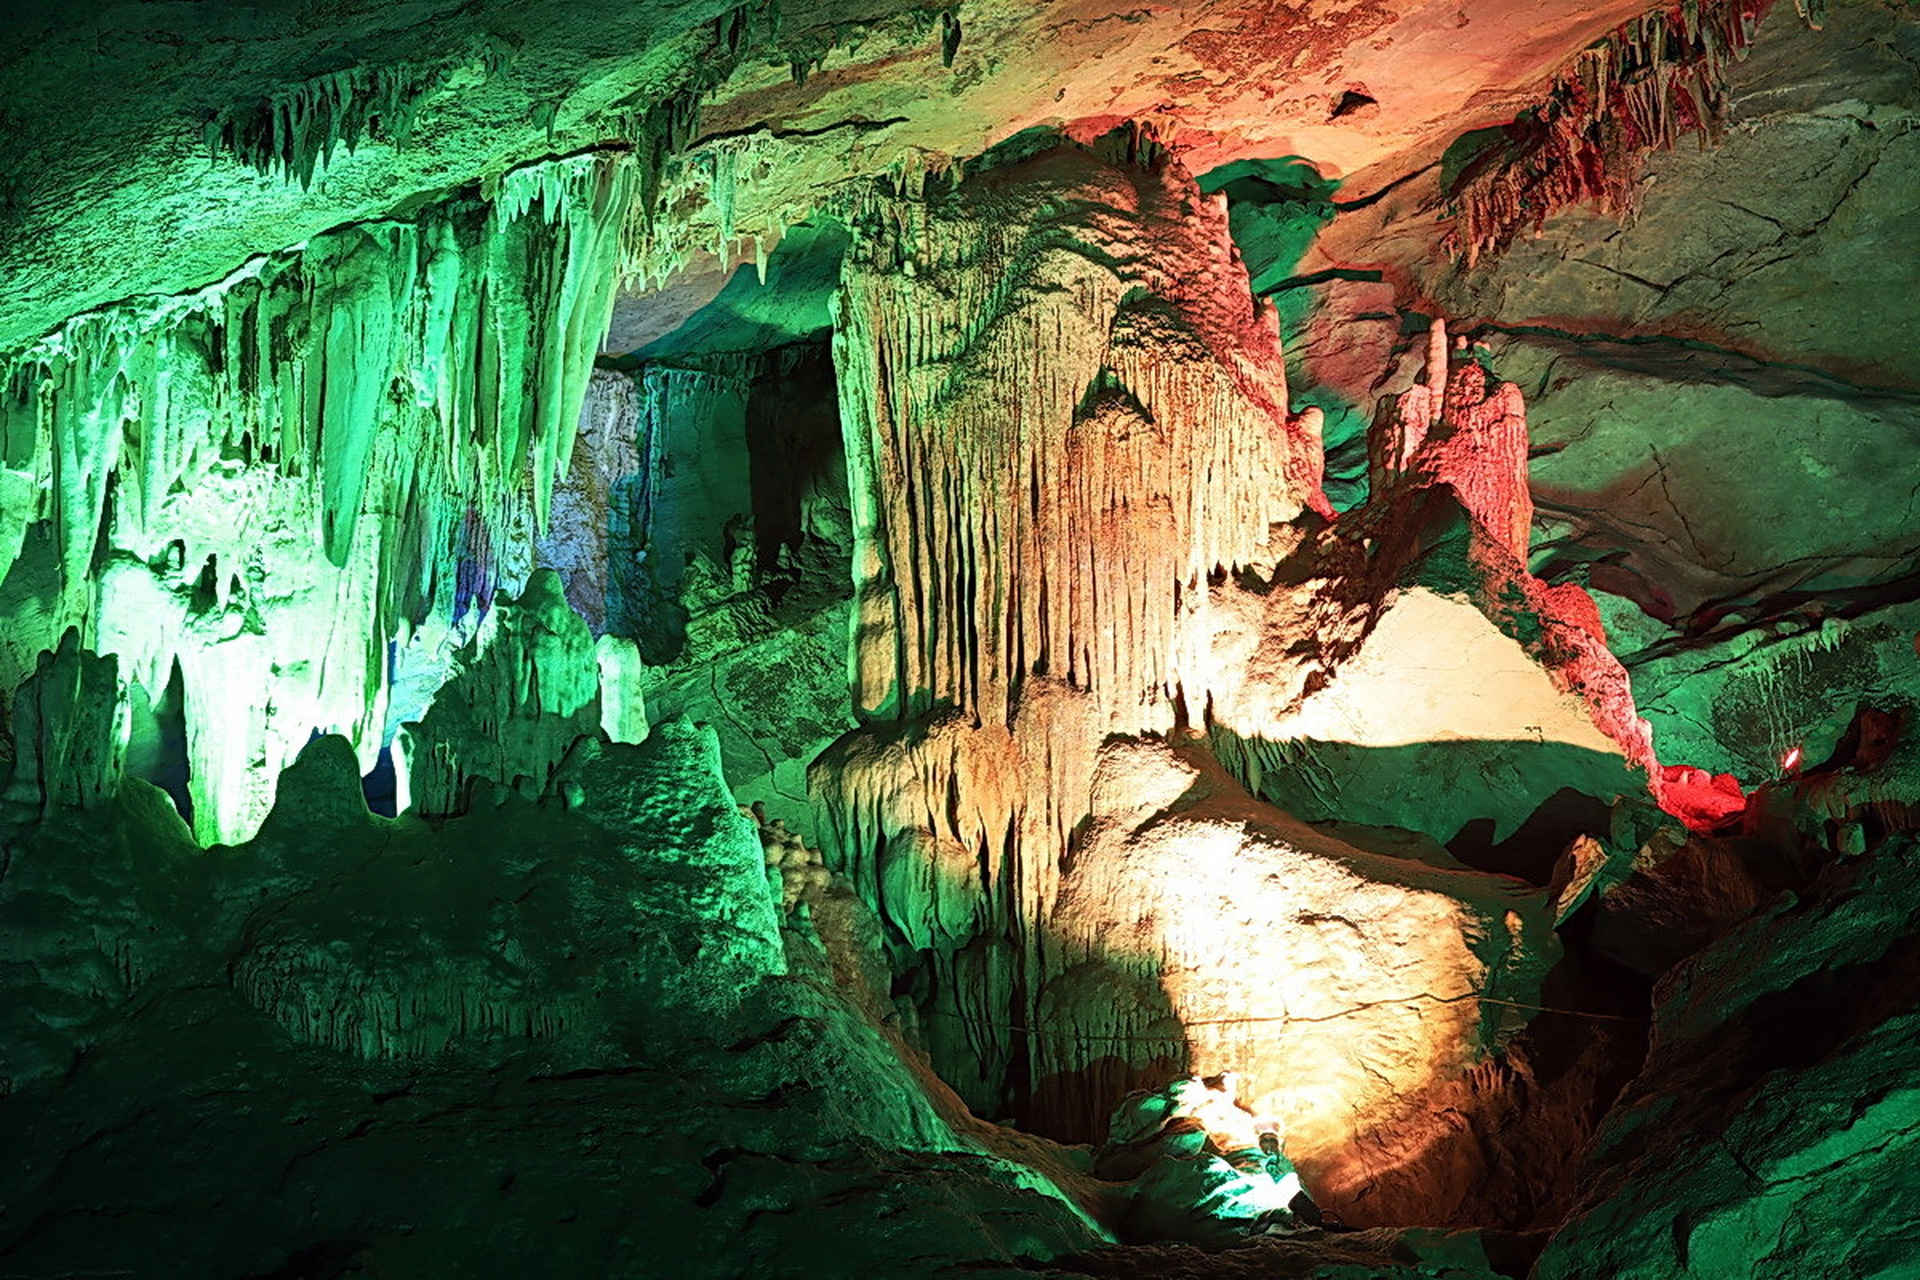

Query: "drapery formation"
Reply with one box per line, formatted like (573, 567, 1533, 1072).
(0, 152, 636, 843)
(816, 140, 1552, 1166)
(831, 136, 1330, 730)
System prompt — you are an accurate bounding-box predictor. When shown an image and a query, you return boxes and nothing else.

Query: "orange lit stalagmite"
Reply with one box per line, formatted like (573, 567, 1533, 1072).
(1356, 320, 1743, 832)
(1370, 319, 1533, 563)
(813, 139, 1597, 1220)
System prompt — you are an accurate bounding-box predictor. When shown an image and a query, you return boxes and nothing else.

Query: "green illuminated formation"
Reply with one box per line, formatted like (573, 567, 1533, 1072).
(0, 152, 633, 843)
(396, 568, 609, 818)
(1, 0, 1918, 1277)
(204, 38, 519, 188)
(1, 629, 127, 822)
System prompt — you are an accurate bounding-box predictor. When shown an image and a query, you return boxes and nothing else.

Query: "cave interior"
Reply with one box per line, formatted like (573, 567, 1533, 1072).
(2, 0, 1919, 1276)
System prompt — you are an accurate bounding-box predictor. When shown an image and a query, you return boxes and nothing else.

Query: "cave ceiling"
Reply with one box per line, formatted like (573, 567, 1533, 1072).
(0, 0, 1658, 351)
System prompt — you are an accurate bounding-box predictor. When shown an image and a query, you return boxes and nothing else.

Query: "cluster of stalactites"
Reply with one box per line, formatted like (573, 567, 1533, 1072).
(610, 6, 997, 293)
(1445, 0, 1769, 265)
(611, 3, 799, 290)
(207, 65, 433, 189)
(204, 39, 515, 189)
(831, 139, 1329, 730)
(0, 151, 638, 844)
(2, 149, 634, 582)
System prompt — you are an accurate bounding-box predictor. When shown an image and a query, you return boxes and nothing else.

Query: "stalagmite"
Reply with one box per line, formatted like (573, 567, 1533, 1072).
(223, 720, 786, 1062)
(0, 630, 128, 823)
(1271, 320, 1746, 837)
(596, 635, 651, 746)
(1370, 319, 1532, 563)
(396, 568, 604, 819)
(1253, 320, 1661, 786)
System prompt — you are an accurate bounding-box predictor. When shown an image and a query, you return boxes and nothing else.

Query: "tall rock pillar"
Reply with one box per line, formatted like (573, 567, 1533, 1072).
(830, 134, 1329, 731)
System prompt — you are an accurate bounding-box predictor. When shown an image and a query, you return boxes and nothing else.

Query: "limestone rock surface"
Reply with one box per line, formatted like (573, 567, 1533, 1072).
(0, 720, 1103, 1279)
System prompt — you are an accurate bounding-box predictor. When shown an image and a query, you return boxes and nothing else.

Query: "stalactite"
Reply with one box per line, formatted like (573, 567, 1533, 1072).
(1445, 0, 1771, 266)
(204, 38, 514, 189)
(0, 151, 637, 843)
(831, 134, 1329, 728)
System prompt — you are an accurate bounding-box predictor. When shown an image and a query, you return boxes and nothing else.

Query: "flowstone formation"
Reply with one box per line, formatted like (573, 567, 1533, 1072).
(4, 0, 1920, 1276)
(812, 136, 1674, 1228)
